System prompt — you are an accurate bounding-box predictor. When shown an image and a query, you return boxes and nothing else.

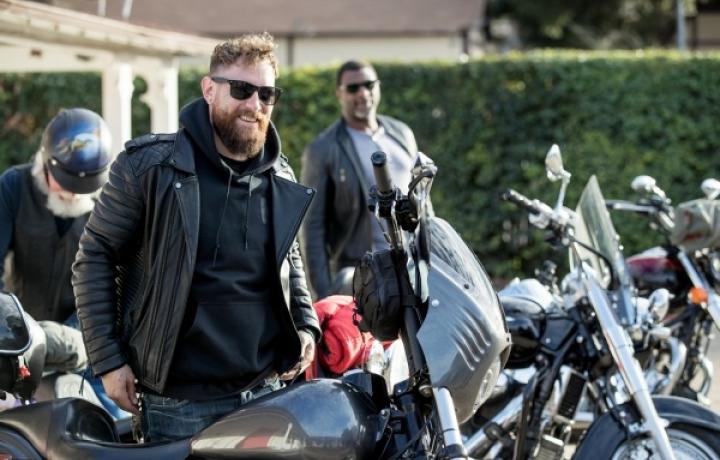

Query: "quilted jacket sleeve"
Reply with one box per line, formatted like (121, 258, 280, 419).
(72, 152, 144, 376)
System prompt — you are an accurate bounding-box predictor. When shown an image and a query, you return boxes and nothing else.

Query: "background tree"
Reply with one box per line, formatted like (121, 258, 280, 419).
(486, 0, 719, 49)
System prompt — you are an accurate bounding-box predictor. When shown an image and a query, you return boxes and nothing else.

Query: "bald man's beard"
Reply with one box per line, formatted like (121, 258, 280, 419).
(211, 104, 269, 159)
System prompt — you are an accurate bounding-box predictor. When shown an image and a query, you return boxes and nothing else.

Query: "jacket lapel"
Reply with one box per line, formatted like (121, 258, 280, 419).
(336, 123, 371, 205)
(171, 131, 200, 270)
(271, 174, 315, 266)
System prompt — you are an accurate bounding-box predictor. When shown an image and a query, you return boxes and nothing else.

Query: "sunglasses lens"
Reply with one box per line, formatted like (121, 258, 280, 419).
(344, 81, 376, 93)
(258, 87, 280, 105)
(229, 81, 255, 101)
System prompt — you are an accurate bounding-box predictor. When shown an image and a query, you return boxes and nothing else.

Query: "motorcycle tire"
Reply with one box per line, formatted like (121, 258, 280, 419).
(574, 397, 720, 460)
(0, 428, 43, 460)
(606, 424, 720, 460)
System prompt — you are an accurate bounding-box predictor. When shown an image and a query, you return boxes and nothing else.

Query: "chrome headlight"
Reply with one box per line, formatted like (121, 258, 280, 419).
(471, 357, 502, 414)
(647, 288, 671, 322)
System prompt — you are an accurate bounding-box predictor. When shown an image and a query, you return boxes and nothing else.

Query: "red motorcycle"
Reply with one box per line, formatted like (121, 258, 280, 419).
(607, 176, 720, 403)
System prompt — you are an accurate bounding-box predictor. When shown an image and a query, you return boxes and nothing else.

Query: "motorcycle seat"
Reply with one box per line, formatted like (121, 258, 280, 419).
(0, 398, 191, 460)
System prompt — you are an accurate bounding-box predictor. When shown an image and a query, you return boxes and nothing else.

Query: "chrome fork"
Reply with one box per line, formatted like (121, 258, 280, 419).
(584, 273, 677, 460)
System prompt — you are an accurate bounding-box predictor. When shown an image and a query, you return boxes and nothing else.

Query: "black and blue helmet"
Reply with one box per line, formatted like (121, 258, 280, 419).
(41, 108, 113, 194)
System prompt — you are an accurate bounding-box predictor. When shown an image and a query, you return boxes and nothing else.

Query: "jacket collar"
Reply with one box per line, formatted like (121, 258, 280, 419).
(170, 129, 197, 174)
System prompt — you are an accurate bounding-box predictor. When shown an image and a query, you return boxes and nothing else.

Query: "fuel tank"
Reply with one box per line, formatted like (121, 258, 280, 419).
(191, 379, 384, 460)
(498, 279, 553, 369)
(627, 246, 690, 303)
(500, 295, 546, 369)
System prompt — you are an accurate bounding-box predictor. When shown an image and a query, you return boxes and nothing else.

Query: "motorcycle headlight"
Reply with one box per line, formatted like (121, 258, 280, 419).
(647, 288, 671, 322)
(472, 357, 502, 414)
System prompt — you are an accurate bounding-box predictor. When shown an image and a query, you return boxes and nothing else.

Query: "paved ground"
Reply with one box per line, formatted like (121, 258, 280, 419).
(708, 336, 720, 411)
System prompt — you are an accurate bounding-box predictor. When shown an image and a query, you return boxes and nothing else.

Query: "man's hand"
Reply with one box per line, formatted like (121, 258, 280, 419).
(101, 364, 140, 414)
(280, 330, 316, 381)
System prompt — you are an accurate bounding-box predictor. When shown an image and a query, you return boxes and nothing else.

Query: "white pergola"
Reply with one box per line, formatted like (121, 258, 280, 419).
(0, 0, 218, 154)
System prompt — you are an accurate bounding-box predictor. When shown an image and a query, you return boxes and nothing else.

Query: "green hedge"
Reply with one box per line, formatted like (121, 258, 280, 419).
(3, 51, 720, 281)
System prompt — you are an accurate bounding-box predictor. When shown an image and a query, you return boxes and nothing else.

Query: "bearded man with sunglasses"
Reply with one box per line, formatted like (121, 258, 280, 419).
(301, 60, 418, 299)
(72, 33, 320, 442)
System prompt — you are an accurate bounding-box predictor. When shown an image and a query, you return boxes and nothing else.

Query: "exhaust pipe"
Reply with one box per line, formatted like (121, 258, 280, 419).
(464, 394, 522, 457)
(654, 337, 687, 395)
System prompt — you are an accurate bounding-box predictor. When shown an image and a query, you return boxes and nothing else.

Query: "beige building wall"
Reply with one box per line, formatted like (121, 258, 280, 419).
(288, 36, 465, 68)
(695, 13, 720, 49)
(181, 35, 466, 70)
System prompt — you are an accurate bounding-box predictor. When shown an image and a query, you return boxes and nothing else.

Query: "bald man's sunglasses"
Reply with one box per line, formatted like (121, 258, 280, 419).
(342, 80, 379, 94)
(211, 76, 283, 105)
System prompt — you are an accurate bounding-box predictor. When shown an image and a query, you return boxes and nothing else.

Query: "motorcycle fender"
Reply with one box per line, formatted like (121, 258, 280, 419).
(574, 396, 720, 459)
(651, 395, 720, 433)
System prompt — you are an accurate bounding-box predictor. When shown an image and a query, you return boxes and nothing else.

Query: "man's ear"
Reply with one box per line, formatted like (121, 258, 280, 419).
(201, 76, 215, 104)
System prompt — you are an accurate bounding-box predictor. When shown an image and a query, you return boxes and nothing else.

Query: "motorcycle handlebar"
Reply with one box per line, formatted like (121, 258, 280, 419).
(605, 200, 656, 214)
(371, 151, 394, 195)
(502, 188, 541, 215)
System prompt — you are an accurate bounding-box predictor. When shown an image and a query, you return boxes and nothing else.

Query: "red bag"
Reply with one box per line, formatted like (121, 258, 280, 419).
(306, 295, 374, 378)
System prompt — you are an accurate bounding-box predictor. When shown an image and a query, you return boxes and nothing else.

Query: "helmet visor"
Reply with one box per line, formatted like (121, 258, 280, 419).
(47, 159, 109, 194)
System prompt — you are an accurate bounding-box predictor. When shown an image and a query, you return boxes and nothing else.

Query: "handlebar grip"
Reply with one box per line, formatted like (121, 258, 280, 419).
(371, 151, 394, 195)
(502, 188, 540, 215)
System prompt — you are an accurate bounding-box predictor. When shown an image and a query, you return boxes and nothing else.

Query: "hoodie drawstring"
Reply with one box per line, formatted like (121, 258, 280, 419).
(212, 168, 233, 267)
(243, 173, 254, 250)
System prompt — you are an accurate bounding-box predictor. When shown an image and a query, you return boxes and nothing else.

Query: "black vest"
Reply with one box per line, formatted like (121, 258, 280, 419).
(5, 165, 88, 322)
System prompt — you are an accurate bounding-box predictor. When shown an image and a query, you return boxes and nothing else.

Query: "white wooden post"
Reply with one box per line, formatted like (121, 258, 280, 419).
(139, 59, 179, 134)
(102, 59, 134, 155)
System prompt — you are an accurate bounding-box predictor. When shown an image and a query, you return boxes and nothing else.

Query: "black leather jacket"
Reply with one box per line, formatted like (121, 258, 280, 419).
(300, 116, 417, 299)
(72, 127, 320, 394)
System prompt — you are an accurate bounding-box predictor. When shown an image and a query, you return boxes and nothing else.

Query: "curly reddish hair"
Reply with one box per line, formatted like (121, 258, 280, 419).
(210, 32, 279, 77)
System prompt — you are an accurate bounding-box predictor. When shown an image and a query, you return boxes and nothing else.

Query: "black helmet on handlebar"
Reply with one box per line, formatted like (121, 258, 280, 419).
(0, 293, 46, 400)
(40, 108, 113, 194)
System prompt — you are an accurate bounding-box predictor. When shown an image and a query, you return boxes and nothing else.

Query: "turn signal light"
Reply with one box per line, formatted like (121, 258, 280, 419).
(18, 365, 31, 379)
(688, 287, 708, 305)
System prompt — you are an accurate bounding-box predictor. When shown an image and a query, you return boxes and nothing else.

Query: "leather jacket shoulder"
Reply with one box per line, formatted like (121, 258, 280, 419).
(123, 133, 177, 174)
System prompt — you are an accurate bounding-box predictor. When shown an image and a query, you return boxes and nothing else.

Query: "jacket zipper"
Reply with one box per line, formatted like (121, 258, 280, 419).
(141, 202, 177, 382)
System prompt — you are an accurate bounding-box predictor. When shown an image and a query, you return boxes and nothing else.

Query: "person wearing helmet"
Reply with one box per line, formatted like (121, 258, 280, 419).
(0, 107, 113, 372)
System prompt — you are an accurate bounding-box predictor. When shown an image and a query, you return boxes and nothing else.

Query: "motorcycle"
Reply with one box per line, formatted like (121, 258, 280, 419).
(0, 151, 509, 459)
(0, 294, 132, 437)
(464, 145, 720, 460)
(606, 175, 720, 403)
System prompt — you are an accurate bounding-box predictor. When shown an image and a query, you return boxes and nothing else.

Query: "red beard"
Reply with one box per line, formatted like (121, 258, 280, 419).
(211, 105, 269, 158)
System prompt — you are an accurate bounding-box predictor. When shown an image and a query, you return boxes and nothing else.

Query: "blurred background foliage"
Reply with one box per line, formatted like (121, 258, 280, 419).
(2, 51, 720, 283)
(486, 0, 716, 49)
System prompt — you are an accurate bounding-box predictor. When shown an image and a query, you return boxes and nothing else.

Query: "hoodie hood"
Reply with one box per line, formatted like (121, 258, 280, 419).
(179, 97, 280, 177)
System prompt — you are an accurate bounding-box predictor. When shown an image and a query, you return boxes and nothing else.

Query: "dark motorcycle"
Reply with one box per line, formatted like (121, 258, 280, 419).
(607, 175, 720, 403)
(465, 146, 720, 460)
(0, 151, 510, 460)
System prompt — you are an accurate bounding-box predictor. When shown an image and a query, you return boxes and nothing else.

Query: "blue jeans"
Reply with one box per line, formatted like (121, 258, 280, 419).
(140, 377, 282, 442)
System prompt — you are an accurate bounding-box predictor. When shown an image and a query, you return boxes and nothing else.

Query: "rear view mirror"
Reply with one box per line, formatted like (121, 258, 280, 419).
(631, 175, 657, 194)
(545, 144, 568, 182)
(701, 178, 720, 200)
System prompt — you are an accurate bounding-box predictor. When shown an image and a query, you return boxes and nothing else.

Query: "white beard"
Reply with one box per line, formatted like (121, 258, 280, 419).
(31, 152, 96, 218)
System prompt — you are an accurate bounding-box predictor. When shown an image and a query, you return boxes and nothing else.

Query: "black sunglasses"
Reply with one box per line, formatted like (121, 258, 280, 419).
(342, 80, 379, 94)
(211, 76, 283, 105)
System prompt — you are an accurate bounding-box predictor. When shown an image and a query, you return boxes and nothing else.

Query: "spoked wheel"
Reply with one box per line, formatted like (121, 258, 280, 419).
(610, 426, 720, 460)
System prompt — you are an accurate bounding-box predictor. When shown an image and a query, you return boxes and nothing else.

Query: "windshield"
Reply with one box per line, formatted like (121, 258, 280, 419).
(417, 217, 508, 423)
(573, 176, 635, 322)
